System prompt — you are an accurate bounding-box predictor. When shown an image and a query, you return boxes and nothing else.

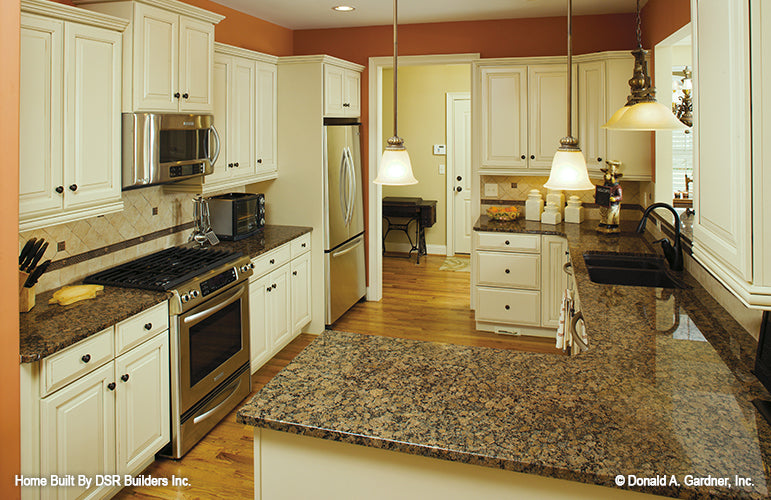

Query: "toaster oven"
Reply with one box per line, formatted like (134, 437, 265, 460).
(208, 193, 265, 241)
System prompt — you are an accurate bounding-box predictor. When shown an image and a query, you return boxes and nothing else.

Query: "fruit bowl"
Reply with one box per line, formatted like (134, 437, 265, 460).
(486, 206, 519, 221)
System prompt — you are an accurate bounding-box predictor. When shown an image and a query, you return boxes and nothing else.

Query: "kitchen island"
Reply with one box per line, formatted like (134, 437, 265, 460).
(237, 219, 771, 499)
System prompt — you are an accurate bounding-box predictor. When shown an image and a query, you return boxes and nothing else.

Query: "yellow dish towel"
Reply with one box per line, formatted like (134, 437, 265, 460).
(49, 285, 104, 306)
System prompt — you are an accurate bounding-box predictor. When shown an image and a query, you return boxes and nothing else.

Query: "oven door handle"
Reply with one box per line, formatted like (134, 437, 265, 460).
(183, 284, 245, 325)
(192, 376, 244, 425)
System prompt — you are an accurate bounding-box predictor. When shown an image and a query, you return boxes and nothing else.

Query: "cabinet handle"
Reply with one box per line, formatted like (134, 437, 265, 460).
(456, 176, 462, 181)
(81, 354, 91, 363)
(505, 269, 510, 274)
(530, 155, 535, 160)
(107, 382, 116, 391)
(597, 157, 603, 162)
(505, 305, 510, 310)
(292, 271, 298, 276)
(55, 186, 64, 194)
(520, 154, 526, 160)
(144, 322, 152, 330)
(182, 93, 189, 99)
(504, 240, 510, 245)
(456, 186, 462, 192)
(257, 159, 262, 164)
(269, 259, 275, 264)
(121, 373, 130, 382)
(174, 92, 181, 99)
(69, 184, 78, 192)
(343, 103, 350, 107)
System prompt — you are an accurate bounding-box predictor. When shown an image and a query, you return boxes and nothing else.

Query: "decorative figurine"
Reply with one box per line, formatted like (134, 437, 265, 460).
(595, 160, 623, 234)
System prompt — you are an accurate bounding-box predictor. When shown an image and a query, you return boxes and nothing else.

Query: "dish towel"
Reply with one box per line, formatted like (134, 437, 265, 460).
(555, 289, 573, 350)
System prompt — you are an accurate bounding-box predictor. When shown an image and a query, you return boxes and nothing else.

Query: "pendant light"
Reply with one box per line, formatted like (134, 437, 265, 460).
(602, 0, 688, 131)
(544, 0, 594, 191)
(374, 0, 418, 185)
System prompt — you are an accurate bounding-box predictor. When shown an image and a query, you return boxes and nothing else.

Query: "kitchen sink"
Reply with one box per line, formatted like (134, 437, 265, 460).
(582, 252, 689, 289)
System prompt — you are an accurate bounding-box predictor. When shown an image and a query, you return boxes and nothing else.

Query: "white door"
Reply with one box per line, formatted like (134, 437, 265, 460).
(480, 66, 528, 169)
(541, 236, 569, 328)
(249, 274, 270, 373)
(290, 252, 312, 333)
(268, 265, 292, 350)
(115, 333, 170, 476)
(19, 14, 64, 218)
(528, 64, 569, 169)
(577, 60, 607, 174)
(133, 3, 178, 111)
(230, 57, 256, 179)
(324, 64, 345, 116)
(178, 16, 214, 113)
(450, 96, 472, 254)
(207, 53, 231, 185)
(40, 362, 116, 500)
(256, 62, 278, 174)
(63, 22, 122, 210)
(343, 69, 361, 117)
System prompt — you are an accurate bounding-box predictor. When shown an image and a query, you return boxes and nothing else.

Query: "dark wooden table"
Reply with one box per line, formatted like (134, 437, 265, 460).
(382, 197, 437, 264)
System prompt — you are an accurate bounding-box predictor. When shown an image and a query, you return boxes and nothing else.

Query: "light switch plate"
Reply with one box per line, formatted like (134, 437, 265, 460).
(439, 164, 445, 174)
(484, 183, 499, 197)
(433, 144, 446, 155)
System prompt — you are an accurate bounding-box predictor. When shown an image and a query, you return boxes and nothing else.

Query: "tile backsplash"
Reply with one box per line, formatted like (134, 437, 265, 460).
(19, 187, 200, 293)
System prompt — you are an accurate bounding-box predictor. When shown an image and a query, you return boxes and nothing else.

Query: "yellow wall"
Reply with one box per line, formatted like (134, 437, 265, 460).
(382, 64, 470, 251)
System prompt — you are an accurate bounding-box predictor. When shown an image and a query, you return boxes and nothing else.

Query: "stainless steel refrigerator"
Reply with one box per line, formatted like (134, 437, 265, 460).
(324, 118, 366, 324)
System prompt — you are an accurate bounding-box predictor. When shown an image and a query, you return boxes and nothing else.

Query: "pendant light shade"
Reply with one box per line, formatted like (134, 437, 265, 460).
(374, 0, 417, 186)
(545, 0, 594, 192)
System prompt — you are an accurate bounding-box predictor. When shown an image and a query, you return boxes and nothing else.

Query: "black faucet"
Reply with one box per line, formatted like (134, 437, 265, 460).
(636, 202, 683, 271)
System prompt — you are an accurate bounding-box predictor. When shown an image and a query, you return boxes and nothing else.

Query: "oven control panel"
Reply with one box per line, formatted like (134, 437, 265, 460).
(200, 269, 237, 297)
(171, 256, 254, 314)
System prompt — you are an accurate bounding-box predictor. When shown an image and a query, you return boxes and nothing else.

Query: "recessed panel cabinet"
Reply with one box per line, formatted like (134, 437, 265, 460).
(324, 64, 361, 117)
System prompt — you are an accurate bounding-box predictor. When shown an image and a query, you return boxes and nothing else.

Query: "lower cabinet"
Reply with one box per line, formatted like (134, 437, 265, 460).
(249, 233, 312, 373)
(474, 232, 569, 336)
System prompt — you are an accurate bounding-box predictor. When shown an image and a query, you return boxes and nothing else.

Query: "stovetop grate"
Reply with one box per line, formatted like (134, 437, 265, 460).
(83, 246, 243, 291)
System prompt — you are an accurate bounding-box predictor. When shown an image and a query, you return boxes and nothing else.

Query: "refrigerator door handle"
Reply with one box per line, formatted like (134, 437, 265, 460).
(331, 237, 363, 259)
(338, 148, 349, 223)
(345, 147, 356, 225)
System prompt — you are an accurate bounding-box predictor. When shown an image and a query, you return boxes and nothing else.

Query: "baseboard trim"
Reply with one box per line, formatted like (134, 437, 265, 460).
(384, 242, 447, 256)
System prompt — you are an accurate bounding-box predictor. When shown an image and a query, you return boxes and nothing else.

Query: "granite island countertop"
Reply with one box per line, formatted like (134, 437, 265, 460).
(238, 218, 771, 499)
(19, 224, 312, 363)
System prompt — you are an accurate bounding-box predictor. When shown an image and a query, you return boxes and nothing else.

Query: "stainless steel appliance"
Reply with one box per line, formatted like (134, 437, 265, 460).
(323, 118, 366, 324)
(84, 246, 254, 458)
(122, 112, 220, 189)
(208, 193, 266, 241)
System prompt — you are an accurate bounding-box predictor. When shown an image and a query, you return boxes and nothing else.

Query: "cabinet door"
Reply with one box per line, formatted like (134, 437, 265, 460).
(249, 275, 271, 373)
(344, 69, 361, 117)
(115, 332, 170, 476)
(324, 64, 346, 117)
(541, 236, 569, 328)
(40, 362, 116, 500)
(19, 14, 64, 218)
(480, 66, 528, 169)
(290, 252, 312, 334)
(528, 64, 568, 169)
(133, 3, 178, 111)
(268, 265, 292, 350)
(63, 22, 122, 210)
(577, 60, 607, 174)
(205, 52, 232, 186)
(256, 62, 278, 174)
(230, 57, 256, 179)
(178, 16, 214, 113)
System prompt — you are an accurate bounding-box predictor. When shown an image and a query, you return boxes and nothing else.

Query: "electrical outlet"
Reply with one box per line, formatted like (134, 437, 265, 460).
(484, 183, 499, 197)
(433, 144, 446, 155)
(438, 164, 445, 175)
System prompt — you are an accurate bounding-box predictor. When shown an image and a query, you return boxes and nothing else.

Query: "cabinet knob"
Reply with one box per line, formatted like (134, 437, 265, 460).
(234, 162, 239, 167)
(272, 283, 277, 289)
(530, 155, 535, 160)
(81, 354, 91, 363)
(505, 305, 510, 310)
(55, 186, 64, 194)
(293, 271, 298, 276)
(505, 269, 510, 274)
(520, 154, 526, 160)
(597, 157, 603, 162)
(456, 186, 462, 192)
(266, 287, 272, 292)
(301, 243, 306, 248)
(257, 158, 262, 164)
(107, 382, 116, 391)
(269, 259, 275, 264)
(504, 240, 510, 245)
(228, 163, 234, 168)
(121, 373, 130, 382)
(144, 322, 152, 330)
(69, 184, 78, 192)
(456, 176, 462, 181)
(343, 103, 350, 107)
(182, 93, 189, 99)
(174, 92, 181, 99)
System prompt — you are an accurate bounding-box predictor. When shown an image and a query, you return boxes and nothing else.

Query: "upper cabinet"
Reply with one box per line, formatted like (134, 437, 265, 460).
(20, 0, 127, 231)
(473, 52, 653, 180)
(73, 0, 224, 113)
(324, 62, 362, 118)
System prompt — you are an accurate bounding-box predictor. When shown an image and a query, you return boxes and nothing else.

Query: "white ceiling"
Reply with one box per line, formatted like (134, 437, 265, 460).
(213, 0, 649, 30)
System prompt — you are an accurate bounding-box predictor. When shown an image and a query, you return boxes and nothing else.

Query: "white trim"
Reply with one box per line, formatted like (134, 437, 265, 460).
(215, 42, 279, 64)
(19, 201, 125, 232)
(473, 51, 633, 69)
(72, 0, 225, 24)
(445, 92, 471, 257)
(22, 0, 129, 30)
(279, 55, 364, 72)
(367, 53, 480, 302)
(383, 242, 447, 256)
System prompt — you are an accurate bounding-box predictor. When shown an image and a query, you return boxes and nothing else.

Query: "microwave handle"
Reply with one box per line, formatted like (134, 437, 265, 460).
(208, 125, 221, 167)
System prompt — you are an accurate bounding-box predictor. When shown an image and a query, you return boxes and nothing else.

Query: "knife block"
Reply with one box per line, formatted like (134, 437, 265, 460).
(19, 271, 35, 313)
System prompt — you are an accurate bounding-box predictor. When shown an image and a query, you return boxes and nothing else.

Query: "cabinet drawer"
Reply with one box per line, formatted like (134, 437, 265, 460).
(40, 327, 114, 397)
(477, 251, 540, 289)
(476, 232, 541, 253)
(290, 233, 311, 259)
(475, 287, 541, 326)
(115, 301, 169, 356)
(251, 244, 291, 279)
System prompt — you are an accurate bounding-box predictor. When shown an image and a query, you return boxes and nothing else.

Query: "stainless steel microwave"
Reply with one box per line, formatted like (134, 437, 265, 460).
(122, 112, 220, 189)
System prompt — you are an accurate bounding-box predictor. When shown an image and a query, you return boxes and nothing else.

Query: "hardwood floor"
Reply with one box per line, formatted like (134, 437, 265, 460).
(115, 254, 560, 498)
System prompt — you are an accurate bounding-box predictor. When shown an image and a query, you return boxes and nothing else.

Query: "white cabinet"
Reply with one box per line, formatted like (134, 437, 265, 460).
(248, 234, 312, 374)
(229, 55, 257, 179)
(577, 60, 607, 174)
(528, 65, 570, 169)
(257, 62, 278, 175)
(73, 0, 223, 113)
(324, 64, 361, 117)
(21, 302, 171, 500)
(473, 232, 569, 336)
(19, 4, 126, 232)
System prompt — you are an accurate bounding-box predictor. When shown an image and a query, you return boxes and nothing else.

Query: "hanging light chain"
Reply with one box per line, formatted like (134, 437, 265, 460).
(635, 0, 642, 49)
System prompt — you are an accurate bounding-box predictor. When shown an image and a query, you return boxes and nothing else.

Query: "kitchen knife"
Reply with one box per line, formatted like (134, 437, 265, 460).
(25, 241, 48, 273)
(24, 260, 51, 288)
(19, 238, 36, 268)
(20, 239, 44, 271)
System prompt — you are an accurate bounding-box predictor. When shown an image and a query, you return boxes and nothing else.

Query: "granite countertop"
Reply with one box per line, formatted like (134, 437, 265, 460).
(238, 217, 771, 499)
(19, 224, 312, 363)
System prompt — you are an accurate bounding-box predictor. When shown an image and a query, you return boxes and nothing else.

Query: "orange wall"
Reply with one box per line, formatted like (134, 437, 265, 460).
(641, 0, 691, 49)
(1, 0, 21, 496)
